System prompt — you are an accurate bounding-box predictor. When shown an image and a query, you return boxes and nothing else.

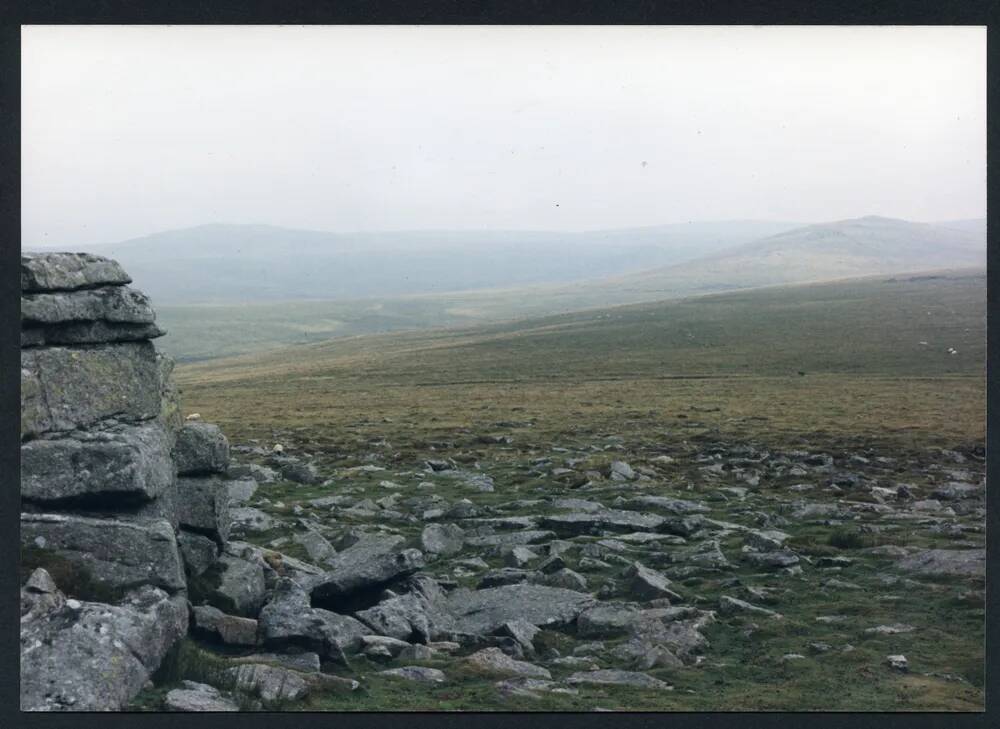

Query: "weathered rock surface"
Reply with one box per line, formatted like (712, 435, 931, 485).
(21, 513, 185, 594)
(465, 647, 551, 679)
(21, 421, 175, 504)
(173, 422, 230, 475)
(21, 577, 188, 711)
(21, 252, 131, 293)
(446, 584, 595, 635)
(355, 575, 453, 641)
(307, 538, 424, 607)
(21, 342, 165, 438)
(191, 604, 258, 646)
(176, 476, 231, 543)
(208, 547, 267, 617)
(177, 530, 220, 577)
(540, 510, 666, 536)
(566, 669, 672, 690)
(380, 666, 447, 683)
(22, 285, 156, 326)
(897, 548, 985, 577)
(22, 321, 165, 347)
(258, 579, 368, 661)
(164, 682, 239, 712)
(421, 523, 466, 556)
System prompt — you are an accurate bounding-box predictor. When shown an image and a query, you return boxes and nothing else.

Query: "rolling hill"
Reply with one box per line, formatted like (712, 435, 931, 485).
(179, 267, 986, 386)
(67, 220, 800, 305)
(586, 216, 987, 303)
(150, 216, 985, 361)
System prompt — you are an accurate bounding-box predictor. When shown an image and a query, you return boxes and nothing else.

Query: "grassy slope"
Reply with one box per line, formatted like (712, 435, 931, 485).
(167, 269, 986, 712)
(177, 268, 985, 447)
(154, 217, 986, 363)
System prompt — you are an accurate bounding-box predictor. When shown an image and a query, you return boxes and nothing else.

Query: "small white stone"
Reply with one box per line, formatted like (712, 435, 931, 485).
(65, 599, 81, 610)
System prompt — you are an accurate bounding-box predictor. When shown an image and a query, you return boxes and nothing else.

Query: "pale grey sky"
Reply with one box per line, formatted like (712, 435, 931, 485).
(22, 25, 986, 248)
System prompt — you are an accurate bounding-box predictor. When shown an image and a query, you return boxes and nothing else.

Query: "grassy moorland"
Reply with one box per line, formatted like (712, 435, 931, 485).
(156, 269, 985, 712)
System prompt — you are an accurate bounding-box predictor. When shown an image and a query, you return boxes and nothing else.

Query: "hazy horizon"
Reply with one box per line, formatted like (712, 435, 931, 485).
(22, 25, 986, 249)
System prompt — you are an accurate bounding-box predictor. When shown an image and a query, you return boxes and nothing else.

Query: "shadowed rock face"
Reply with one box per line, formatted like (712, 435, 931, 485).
(21, 421, 175, 505)
(21, 513, 187, 594)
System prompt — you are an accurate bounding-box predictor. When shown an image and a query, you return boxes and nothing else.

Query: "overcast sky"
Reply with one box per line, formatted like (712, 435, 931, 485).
(22, 25, 986, 248)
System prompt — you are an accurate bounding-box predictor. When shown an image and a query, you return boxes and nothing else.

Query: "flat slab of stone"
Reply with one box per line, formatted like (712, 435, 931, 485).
(21, 252, 131, 293)
(566, 669, 672, 690)
(22, 285, 156, 326)
(307, 536, 424, 605)
(381, 666, 447, 683)
(897, 548, 985, 577)
(539, 510, 666, 536)
(192, 605, 258, 646)
(465, 647, 551, 679)
(21, 420, 174, 505)
(165, 682, 239, 712)
(21, 513, 185, 594)
(21, 342, 163, 438)
(22, 321, 165, 347)
(446, 583, 595, 635)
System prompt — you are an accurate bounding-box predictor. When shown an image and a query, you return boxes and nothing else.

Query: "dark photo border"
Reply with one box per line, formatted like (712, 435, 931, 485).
(1, 2, 996, 729)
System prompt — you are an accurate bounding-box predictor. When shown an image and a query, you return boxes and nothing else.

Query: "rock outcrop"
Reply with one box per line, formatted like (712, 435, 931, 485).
(19, 253, 234, 711)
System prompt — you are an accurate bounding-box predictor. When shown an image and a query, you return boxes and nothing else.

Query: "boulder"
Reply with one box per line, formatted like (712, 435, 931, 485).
(230, 652, 321, 673)
(191, 605, 259, 646)
(496, 620, 539, 657)
(177, 530, 219, 577)
(719, 595, 783, 619)
(21, 252, 131, 293)
(173, 422, 230, 476)
(209, 548, 267, 617)
(229, 506, 283, 535)
(293, 529, 337, 566)
(307, 538, 424, 608)
(380, 666, 447, 683)
(446, 583, 595, 636)
(897, 548, 985, 577)
(566, 669, 671, 690)
(164, 682, 239, 712)
(617, 495, 709, 514)
(176, 476, 231, 543)
(465, 648, 551, 679)
(226, 663, 310, 702)
(22, 285, 155, 326)
(577, 604, 643, 637)
(624, 562, 682, 602)
(742, 550, 800, 569)
(354, 575, 454, 642)
(21, 513, 185, 595)
(258, 579, 369, 661)
(20, 420, 174, 505)
(421, 523, 465, 556)
(539, 510, 666, 536)
(22, 321, 165, 347)
(21, 342, 164, 438)
(276, 459, 322, 485)
(20, 584, 188, 711)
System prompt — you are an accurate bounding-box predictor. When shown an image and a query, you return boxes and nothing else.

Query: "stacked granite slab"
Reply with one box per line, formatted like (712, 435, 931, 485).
(18, 253, 235, 711)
